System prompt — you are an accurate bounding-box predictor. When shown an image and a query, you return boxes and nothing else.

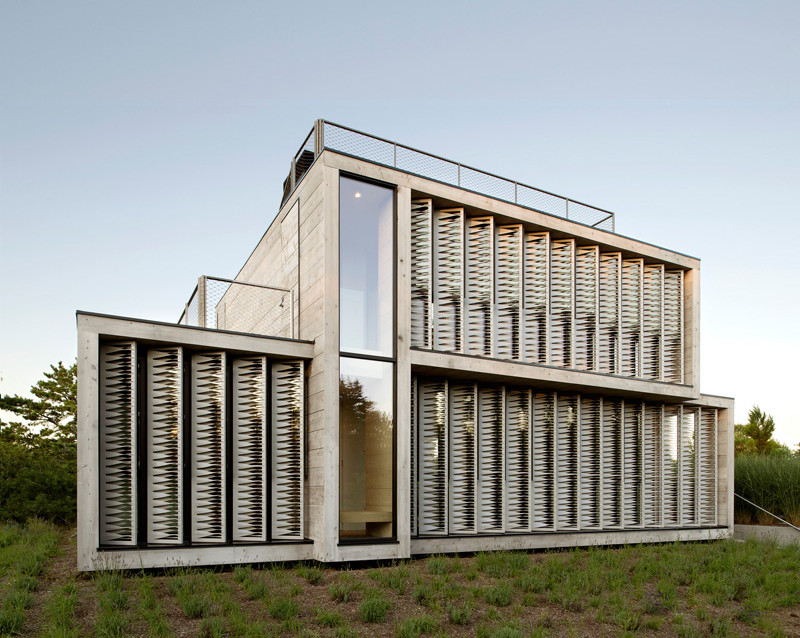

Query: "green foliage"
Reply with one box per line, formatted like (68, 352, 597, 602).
(267, 596, 299, 620)
(296, 563, 324, 584)
(446, 601, 472, 625)
(735, 454, 800, 525)
(734, 405, 790, 456)
(396, 615, 437, 637)
(314, 607, 344, 627)
(357, 594, 390, 623)
(0, 361, 77, 523)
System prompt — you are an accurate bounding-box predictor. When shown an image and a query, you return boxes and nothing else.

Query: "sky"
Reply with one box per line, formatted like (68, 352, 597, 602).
(1, 1, 798, 446)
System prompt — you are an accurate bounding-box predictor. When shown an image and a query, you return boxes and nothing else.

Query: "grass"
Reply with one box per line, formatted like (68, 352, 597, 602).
(0, 519, 60, 636)
(4, 525, 800, 637)
(357, 593, 390, 622)
(735, 454, 800, 525)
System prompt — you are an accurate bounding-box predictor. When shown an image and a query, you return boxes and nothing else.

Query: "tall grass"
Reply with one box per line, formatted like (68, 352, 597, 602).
(735, 454, 800, 525)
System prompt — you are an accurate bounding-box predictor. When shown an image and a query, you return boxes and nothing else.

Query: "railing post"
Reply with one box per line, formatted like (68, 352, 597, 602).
(515, 182, 518, 204)
(198, 276, 207, 328)
(457, 163, 461, 187)
(394, 142, 397, 167)
(566, 200, 570, 220)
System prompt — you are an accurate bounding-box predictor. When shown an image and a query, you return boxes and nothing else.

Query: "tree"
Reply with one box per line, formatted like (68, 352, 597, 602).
(734, 405, 790, 456)
(0, 361, 77, 523)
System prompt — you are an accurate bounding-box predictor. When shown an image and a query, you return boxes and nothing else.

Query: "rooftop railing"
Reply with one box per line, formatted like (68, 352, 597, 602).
(179, 276, 295, 339)
(283, 119, 615, 232)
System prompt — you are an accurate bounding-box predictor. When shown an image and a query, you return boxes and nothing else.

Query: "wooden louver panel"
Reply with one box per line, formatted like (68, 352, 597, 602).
(495, 225, 523, 360)
(271, 361, 304, 540)
(190, 352, 226, 544)
(663, 270, 684, 383)
(410, 376, 418, 536)
(523, 232, 549, 364)
(505, 389, 531, 532)
(622, 401, 643, 527)
(419, 380, 448, 535)
(602, 398, 623, 528)
(531, 392, 555, 530)
(433, 209, 464, 353)
(620, 259, 643, 377)
(698, 408, 717, 526)
(642, 264, 664, 380)
(99, 341, 136, 546)
(146, 347, 183, 545)
(598, 253, 621, 374)
(643, 403, 662, 528)
(622, 401, 644, 527)
(680, 407, 697, 526)
(574, 246, 599, 371)
(465, 217, 494, 357)
(231, 356, 267, 542)
(550, 239, 574, 368)
(579, 396, 601, 530)
(478, 386, 505, 533)
(449, 383, 477, 534)
(662, 404, 680, 526)
(411, 200, 433, 349)
(556, 394, 579, 530)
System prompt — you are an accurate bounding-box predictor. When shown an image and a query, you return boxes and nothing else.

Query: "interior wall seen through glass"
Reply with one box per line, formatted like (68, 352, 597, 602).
(339, 176, 394, 357)
(339, 357, 394, 539)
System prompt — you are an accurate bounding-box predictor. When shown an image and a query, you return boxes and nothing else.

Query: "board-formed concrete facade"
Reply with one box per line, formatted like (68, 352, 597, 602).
(77, 121, 733, 570)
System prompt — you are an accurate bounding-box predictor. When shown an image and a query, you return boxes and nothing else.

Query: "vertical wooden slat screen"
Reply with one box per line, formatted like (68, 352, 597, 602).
(643, 403, 662, 528)
(478, 386, 505, 533)
(448, 383, 478, 534)
(99, 341, 137, 546)
(505, 389, 531, 532)
(465, 216, 494, 357)
(662, 404, 680, 526)
(531, 392, 556, 530)
(642, 264, 664, 380)
(190, 352, 226, 544)
(410, 199, 433, 349)
(698, 408, 717, 526)
(556, 394, 579, 530)
(523, 232, 549, 364)
(231, 356, 268, 542)
(663, 270, 684, 383)
(419, 380, 448, 535)
(574, 246, 599, 372)
(550, 240, 575, 368)
(146, 347, 183, 545)
(602, 398, 623, 528)
(433, 209, 464, 353)
(620, 259, 643, 377)
(271, 361, 304, 541)
(579, 396, 601, 529)
(598, 253, 621, 374)
(495, 225, 523, 361)
(680, 406, 697, 526)
(622, 401, 643, 528)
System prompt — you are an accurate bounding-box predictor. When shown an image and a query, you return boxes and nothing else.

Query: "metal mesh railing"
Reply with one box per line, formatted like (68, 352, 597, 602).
(179, 276, 295, 339)
(318, 121, 616, 232)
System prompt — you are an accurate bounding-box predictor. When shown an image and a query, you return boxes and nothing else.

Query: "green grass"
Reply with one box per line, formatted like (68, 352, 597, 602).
(314, 607, 344, 627)
(735, 454, 800, 525)
(296, 563, 324, 584)
(329, 573, 359, 602)
(396, 614, 437, 637)
(267, 595, 299, 620)
(358, 593, 390, 623)
(137, 575, 173, 638)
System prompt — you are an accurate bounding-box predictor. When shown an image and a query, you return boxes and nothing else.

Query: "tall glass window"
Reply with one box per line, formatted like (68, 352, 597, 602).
(339, 176, 394, 357)
(339, 175, 395, 540)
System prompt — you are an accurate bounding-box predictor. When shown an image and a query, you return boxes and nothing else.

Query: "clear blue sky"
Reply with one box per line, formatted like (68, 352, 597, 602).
(1, 1, 798, 445)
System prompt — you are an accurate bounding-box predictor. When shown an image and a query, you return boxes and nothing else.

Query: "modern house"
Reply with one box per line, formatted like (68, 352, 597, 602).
(76, 120, 733, 571)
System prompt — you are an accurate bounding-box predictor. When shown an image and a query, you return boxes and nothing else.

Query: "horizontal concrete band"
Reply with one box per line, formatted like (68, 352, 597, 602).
(411, 527, 731, 555)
